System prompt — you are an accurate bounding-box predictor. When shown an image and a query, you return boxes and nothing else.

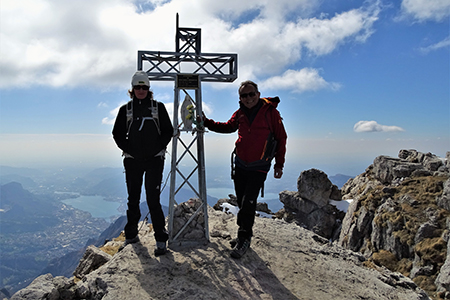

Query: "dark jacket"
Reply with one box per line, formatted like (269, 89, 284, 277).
(112, 97, 173, 160)
(204, 98, 287, 171)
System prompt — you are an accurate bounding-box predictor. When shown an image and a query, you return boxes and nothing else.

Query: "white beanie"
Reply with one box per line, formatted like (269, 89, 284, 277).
(131, 71, 150, 86)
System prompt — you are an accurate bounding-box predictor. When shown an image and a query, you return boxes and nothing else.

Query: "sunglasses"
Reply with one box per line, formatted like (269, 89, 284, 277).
(240, 91, 256, 98)
(134, 85, 149, 91)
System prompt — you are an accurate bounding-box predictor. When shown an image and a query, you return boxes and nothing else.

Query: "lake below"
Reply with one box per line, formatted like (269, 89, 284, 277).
(62, 195, 122, 221)
(61, 188, 284, 223)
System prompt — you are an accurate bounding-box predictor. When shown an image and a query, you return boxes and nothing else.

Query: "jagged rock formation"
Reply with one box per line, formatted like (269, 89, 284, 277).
(276, 168, 345, 240)
(338, 150, 449, 299)
(10, 206, 429, 300)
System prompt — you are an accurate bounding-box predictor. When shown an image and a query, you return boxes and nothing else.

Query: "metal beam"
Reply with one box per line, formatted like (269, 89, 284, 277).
(137, 14, 237, 246)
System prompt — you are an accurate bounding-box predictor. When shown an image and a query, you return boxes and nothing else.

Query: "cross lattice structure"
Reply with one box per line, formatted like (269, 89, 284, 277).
(137, 14, 238, 245)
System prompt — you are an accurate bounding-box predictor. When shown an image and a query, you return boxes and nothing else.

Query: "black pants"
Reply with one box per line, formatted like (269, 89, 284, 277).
(124, 157, 168, 242)
(233, 167, 267, 241)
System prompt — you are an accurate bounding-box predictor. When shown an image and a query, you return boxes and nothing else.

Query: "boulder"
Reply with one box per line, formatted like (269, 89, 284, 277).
(437, 178, 450, 211)
(10, 274, 75, 300)
(399, 149, 444, 172)
(73, 245, 111, 279)
(372, 155, 424, 184)
(280, 190, 343, 240)
(297, 168, 333, 208)
(280, 191, 318, 215)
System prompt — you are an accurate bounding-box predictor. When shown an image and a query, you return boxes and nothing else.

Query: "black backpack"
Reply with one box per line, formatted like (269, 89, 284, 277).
(125, 99, 161, 136)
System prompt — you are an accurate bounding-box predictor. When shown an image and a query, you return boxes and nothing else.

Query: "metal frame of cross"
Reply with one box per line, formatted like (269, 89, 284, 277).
(137, 14, 238, 245)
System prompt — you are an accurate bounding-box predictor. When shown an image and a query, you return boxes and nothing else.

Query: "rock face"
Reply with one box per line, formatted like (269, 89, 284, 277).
(297, 168, 333, 207)
(277, 168, 345, 240)
(11, 206, 429, 300)
(73, 245, 111, 279)
(338, 149, 449, 299)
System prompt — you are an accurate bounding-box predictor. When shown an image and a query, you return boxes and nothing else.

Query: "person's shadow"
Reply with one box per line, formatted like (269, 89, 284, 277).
(132, 237, 299, 299)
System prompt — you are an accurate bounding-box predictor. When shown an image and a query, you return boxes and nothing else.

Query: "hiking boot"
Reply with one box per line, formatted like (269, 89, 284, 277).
(229, 237, 239, 248)
(118, 236, 140, 252)
(230, 238, 251, 259)
(154, 241, 167, 256)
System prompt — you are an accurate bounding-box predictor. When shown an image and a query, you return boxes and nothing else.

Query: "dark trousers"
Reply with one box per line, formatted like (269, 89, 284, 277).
(233, 167, 267, 240)
(124, 157, 168, 242)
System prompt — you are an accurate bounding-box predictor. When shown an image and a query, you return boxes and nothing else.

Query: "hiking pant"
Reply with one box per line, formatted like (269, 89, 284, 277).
(233, 167, 267, 241)
(123, 157, 168, 242)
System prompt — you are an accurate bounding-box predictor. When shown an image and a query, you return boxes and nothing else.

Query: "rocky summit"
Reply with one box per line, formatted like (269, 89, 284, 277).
(7, 149, 449, 300)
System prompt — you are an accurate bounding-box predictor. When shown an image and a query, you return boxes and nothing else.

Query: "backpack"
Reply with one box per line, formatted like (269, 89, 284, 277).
(126, 99, 161, 136)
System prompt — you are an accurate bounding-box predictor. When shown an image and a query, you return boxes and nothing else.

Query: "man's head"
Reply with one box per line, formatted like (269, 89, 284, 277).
(239, 80, 260, 109)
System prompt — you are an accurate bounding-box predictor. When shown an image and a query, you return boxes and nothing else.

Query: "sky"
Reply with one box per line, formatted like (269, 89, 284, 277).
(0, 0, 449, 180)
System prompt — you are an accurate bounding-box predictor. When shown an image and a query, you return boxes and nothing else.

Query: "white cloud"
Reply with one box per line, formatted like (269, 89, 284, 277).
(401, 0, 450, 22)
(0, 0, 380, 89)
(261, 68, 341, 93)
(102, 102, 126, 125)
(353, 120, 405, 133)
(419, 36, 450, 53)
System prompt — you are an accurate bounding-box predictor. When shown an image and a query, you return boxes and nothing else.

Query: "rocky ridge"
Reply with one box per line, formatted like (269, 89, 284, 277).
(338, 149, 450, 299)
(10, 207, 428, 300)
(7, 149, 449, 300)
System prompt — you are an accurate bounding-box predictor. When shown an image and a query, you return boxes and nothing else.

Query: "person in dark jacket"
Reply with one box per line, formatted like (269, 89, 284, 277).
(202, 80, 287, 259)
(112, 71, 173, 255)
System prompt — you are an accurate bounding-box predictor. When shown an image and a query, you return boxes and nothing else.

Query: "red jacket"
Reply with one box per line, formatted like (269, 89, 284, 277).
(204, 98, 287, 171)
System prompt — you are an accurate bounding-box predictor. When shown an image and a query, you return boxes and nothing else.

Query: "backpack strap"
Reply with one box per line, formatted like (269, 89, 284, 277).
(126, 100, 133, 136)
(151, 99, 161, 135)
(125, 99, 161, 136)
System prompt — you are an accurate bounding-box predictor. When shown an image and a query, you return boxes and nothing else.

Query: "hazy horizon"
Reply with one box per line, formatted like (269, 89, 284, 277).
(1, 0, 448, 180)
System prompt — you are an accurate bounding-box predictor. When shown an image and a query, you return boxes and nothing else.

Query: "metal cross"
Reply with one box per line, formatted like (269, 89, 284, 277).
(137, 14, 238, 245)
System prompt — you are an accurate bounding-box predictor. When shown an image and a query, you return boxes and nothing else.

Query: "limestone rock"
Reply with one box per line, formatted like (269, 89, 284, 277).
(10, 274, 76, 300)
(399, 149, 444, 172)
(297, 168, 333, 208)
(280, 190, 344, 240)
(446, 151, 450, 170)
(338, 149, 449, 298)
(372, 155, 424, 184)
(437, 178, 450, 211)
(73, 245, 112, 279)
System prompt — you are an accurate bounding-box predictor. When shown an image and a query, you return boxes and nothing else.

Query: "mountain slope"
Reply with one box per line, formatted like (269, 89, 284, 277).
(11, 207, 429, 300)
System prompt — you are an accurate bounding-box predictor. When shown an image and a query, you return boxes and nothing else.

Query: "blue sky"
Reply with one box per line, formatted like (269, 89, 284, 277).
(0, 0, 449, 178)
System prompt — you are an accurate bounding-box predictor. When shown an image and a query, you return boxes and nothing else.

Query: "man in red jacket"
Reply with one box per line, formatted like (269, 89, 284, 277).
(203, 80, 287, 258)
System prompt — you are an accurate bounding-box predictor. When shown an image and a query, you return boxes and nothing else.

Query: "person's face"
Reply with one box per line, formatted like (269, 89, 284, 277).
(133, 85, 149, 100)
(239, 85, 260, 109)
